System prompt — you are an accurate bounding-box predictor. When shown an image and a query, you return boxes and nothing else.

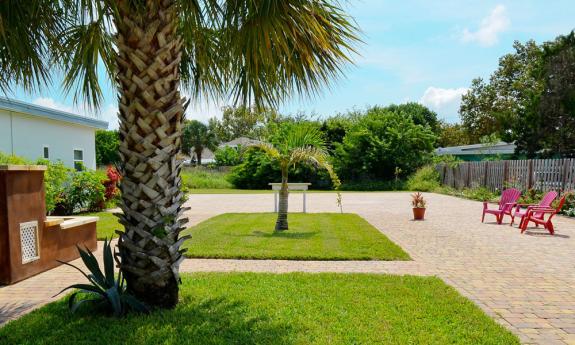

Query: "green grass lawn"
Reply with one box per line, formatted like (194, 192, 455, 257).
(183, 213, 410, 260)
(0, 273, 518, 345)
(85, 211, 122, 240)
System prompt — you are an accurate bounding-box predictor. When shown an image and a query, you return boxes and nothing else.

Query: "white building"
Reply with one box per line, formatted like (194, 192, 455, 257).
(0, 98, 108, 170)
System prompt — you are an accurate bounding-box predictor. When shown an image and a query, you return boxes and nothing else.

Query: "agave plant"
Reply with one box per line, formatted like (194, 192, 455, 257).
(55, 240, 148, 317)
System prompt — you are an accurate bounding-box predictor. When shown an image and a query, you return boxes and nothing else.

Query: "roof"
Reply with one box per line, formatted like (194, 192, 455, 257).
(436, 141, 516, 156)
(0, 97, 108, 129)
(220, 137, 263, 148)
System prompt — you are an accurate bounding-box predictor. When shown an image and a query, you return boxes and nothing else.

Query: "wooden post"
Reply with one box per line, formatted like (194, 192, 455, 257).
(503, 160, 509, 187)
(484, 161, 489, 189)
(561, 159, 569, 192)
(527, 160, 534, 190)
(466, 163, 471, 188)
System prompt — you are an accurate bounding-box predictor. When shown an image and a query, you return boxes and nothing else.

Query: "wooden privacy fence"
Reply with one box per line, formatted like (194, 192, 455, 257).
(437, 159, 575, 193)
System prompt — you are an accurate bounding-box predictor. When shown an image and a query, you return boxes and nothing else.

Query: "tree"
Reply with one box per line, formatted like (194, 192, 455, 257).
(459, 40, 543, 147)
(2, 1, 359, 308)
(253, 124, 339, 231)
(334, 107, 436, 181)
(459, 33, 575, 157)
(209, 106, 280, 142)
(95, 130, 120, 166)
(182, 120, 218, 165)
(536, 32, 575, 157)
(384, 103, 440, 134)
(437, 121, 470, 147)
(320, 115, 354, 152)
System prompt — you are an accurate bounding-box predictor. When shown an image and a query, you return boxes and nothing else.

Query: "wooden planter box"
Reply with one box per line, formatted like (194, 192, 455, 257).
(0, 165, 97, 285)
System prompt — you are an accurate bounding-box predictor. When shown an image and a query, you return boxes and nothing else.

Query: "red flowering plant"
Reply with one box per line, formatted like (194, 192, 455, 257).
(103, 165, 122, 202)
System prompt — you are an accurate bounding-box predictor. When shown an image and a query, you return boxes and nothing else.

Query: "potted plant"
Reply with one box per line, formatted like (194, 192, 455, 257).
(411, 192, 427, 220)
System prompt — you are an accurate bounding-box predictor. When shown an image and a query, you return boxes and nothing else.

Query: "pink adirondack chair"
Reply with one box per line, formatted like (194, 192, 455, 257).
(481, 188, 521, 224)
(510, 191, 558, 228)
(520, 196, 566, 235)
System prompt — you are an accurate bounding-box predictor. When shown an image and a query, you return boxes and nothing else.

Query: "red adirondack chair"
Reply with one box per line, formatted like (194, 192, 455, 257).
(482, 188, 521, 224)
(510, 191, 558, 227)
(520, 196, 566, 235)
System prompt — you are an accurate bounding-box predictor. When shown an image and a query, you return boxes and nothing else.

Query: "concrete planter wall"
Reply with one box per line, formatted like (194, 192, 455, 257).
(0, 165, 97, 284)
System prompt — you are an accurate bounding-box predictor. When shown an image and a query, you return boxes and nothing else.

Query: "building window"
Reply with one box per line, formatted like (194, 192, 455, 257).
(43, 146, 49, 159)
(73, 149, 84, 171)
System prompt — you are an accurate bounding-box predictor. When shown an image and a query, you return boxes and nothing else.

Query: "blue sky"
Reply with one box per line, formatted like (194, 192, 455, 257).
(11, 0, 575, 128)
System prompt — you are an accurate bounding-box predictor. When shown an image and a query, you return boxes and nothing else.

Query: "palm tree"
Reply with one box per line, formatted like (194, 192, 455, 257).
(182, 120, 218, 165)
(0, 0, 359, 308)
(254, 125, 340, 231)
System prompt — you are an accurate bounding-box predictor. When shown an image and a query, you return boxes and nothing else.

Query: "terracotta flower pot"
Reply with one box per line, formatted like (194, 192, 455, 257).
(413, 207, 426, 220)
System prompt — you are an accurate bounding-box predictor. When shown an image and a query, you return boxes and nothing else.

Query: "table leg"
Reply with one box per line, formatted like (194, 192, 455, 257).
(274, 192, 278, 213)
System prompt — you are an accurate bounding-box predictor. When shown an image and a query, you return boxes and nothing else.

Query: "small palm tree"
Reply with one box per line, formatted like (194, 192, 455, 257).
(182, 120, 218, 165)
(1, 0, 359, 307)
(255, 125, 340, 231)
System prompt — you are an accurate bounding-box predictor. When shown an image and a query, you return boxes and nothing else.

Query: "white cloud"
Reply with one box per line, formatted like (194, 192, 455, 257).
(33, 97, 119, 130)
(419, 87, 468, 122)
(185, 100, 224, 123)
(33, 97, 76, 114)
(33, 96, 228, 130)
(461, 4, 510, 46)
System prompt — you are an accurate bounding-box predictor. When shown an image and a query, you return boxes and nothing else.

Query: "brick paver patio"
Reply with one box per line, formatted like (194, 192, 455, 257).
(2, 192, 575, 344)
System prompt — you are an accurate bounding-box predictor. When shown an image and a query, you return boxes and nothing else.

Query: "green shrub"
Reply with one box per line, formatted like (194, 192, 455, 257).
(406, 166, 440, 192)
(227, 149, 332, 190)
(560, 191, 575, 217)
(95, 130, 120, 166)
(0, 151, 31, 164)
(37, 159, 72, 214)
(339, 180, 405, 191)
(436, 186, 499, 202)
(214, 146, 241, 166)
(181, 167, 233, 191)
(333, 107, 436, 181)
(54, 170, 106, 215)
(462, 187, 498, 202)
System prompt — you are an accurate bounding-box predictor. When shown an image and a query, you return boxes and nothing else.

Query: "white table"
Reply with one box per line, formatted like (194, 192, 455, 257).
(269, 183, 311, 213)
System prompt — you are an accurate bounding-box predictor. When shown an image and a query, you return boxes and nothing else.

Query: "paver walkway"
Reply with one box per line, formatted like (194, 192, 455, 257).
(2, 192, 575, 344)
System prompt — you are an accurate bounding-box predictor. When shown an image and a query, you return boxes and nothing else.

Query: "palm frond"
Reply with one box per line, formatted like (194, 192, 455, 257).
(250, 142, 281, 160)
(0, 0, 65, 92)
(183, 0, 362, 108)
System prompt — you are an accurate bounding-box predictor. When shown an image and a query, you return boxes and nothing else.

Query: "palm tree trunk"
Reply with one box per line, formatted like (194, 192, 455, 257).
(115, 0, 188, 309)
(196, 150, 202, 165)
(275, 168, 289, 231)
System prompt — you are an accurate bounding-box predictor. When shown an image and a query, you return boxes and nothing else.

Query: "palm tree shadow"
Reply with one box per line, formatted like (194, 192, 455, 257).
(0, 297, 297, 345)
(250, 230, 319, 239)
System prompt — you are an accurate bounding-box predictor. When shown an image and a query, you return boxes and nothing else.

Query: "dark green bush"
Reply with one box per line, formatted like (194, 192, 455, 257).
(334, 107, 436, 182)
(339, 180, 405, 191)
(228, 150, 333, 190)
(95, 130, 120, 166)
